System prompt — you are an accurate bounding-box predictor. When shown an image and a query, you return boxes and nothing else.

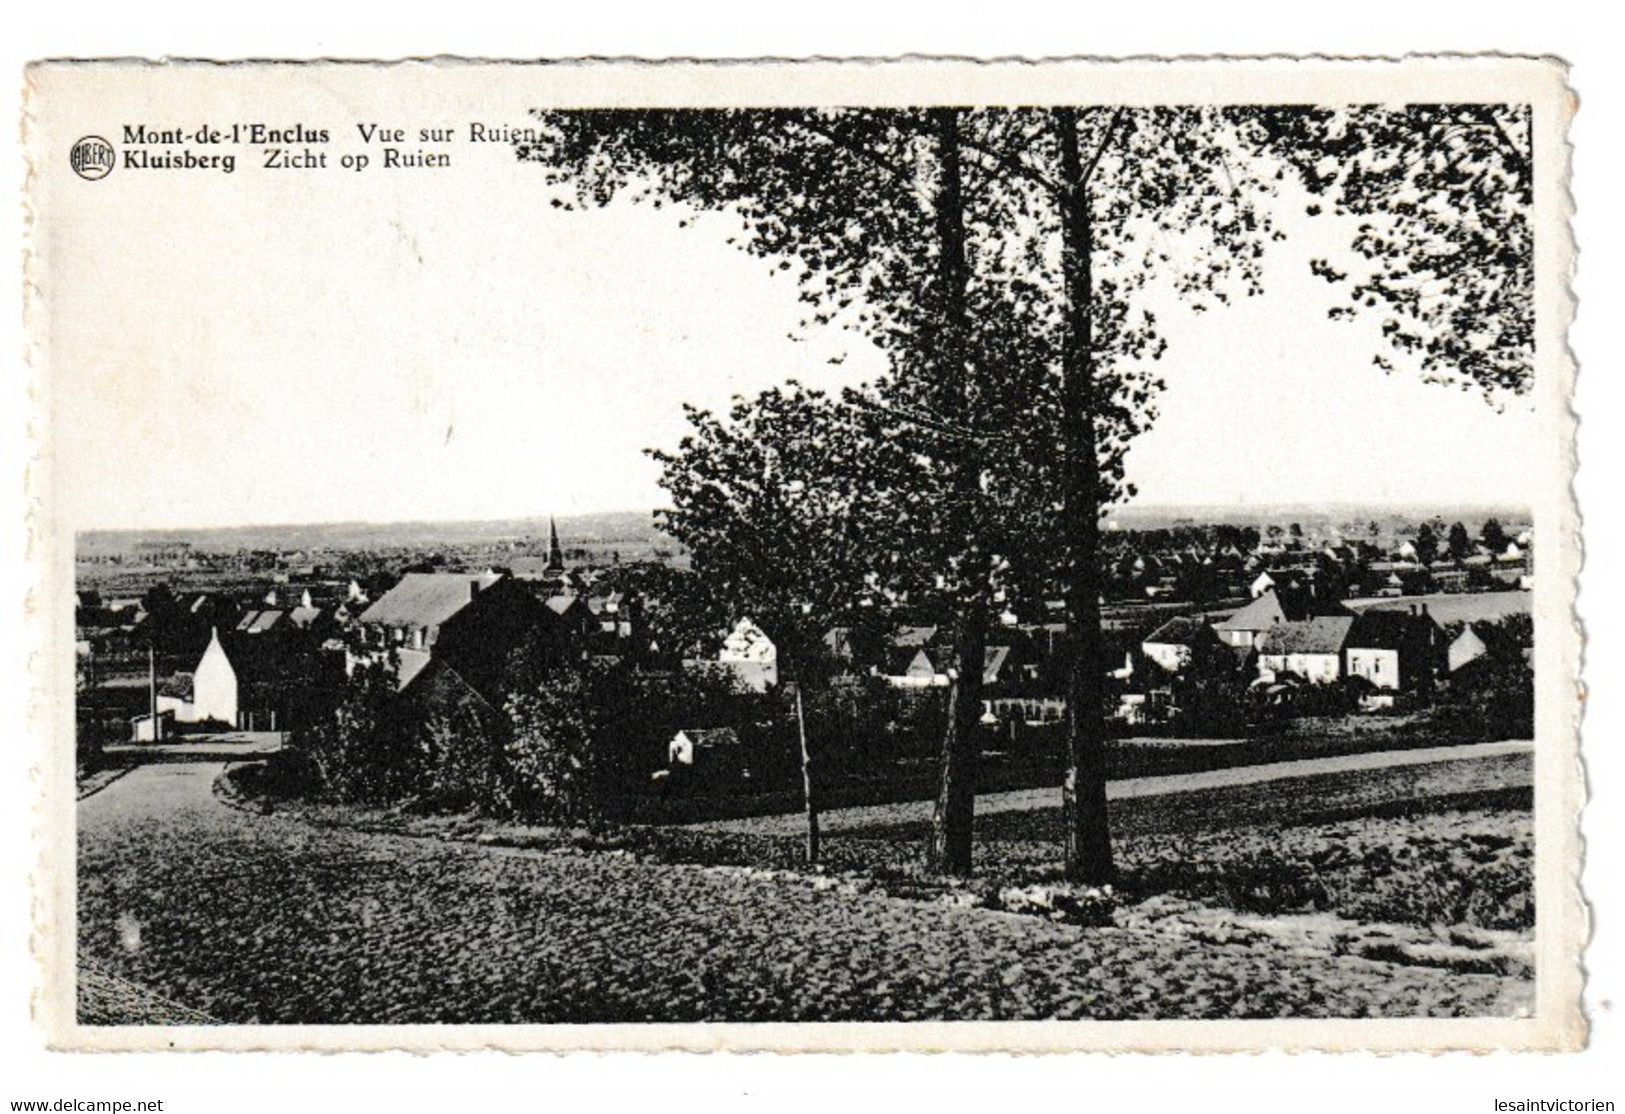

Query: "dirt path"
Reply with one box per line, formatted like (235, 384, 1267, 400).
(691, 740, 1534, 836)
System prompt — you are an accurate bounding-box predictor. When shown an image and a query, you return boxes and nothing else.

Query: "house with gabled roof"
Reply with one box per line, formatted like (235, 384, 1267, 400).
(1448, 622, 1492, 674)
(1345, 607, 1441, 692)
(1214, 586, 1347, 651)
(1141, 615, 1219, 674)
(1256, 615, 1356, 685)
(824, 626, 855, 661)
(718, 617, 778, 692)
(1214, 591, 1285, 650)
(163, 626, 339, 731)
(884, 646, 947, 688)
(355, 571, 549, 699)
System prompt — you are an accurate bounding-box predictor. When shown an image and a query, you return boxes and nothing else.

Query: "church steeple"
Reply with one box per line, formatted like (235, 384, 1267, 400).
(546, 516, 566, 573)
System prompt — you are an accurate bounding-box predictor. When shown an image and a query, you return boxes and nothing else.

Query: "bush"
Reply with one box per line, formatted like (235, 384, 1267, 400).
(419, 698, 514, 814)
(505, 672, 597, 824)
(288, 656, 419, 804)
(76, 710, 123, 775)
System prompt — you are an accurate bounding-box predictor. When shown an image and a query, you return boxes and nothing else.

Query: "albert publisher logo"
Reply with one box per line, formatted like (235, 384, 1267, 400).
(70, 136, 115, 181)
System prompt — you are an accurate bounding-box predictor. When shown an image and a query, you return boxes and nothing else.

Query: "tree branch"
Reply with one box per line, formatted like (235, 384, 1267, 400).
(1076, 107, 1128, 189)
(776, 114, 921, 192)
(955, 133, 1064, 196)
(844, 393, 1013, 446)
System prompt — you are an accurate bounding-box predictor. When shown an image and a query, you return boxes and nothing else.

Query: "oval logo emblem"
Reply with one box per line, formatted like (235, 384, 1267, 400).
(70, 136, 115, 181)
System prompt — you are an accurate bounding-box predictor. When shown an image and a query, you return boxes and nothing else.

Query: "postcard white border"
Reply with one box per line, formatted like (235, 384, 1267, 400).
(24, 54, 1582, 1053)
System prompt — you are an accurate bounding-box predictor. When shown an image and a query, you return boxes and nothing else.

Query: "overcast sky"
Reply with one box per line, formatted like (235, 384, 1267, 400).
(43, 85, 1543, 532)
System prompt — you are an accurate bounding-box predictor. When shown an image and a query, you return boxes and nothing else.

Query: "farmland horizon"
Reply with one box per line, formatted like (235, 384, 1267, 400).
(74, 500, 1534, 558)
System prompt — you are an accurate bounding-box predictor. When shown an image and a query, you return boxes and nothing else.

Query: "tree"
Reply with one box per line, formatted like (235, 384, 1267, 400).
(74, 652, 115, 775)
(419, 692, 512, 813)
(518, 102, 1535, 881)
(1043, 107, 1282, 881)
(1415, 520, 1440, 566)
(1448, 521, 1473, 562)
(589, 560, 728, 668)
(295, 654, 410, 803)
(519, 109, 1065, 874)
(1259, 105, 1533, 400)
(505, 671, 597, 824)
(1481, 516, 1510, 554)
(648, 385, 941, 669)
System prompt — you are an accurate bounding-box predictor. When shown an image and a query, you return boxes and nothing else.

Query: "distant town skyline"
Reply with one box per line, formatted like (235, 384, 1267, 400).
(50, 107, 1544, 533)
(76, 500, 1535, 551)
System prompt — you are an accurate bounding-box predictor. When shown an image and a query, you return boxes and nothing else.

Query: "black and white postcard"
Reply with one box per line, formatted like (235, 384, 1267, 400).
(25, 56, 1581, 1051)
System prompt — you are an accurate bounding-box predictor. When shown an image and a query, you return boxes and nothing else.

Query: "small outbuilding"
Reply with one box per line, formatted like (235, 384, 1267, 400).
(669, 727, 744, 768)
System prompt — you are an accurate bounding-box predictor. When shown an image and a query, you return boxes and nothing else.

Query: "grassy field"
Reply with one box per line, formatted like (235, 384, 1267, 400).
(630, 751, 1533, 928)
(594, 710, 1526, 826)
(1348, 591, 1531, 625)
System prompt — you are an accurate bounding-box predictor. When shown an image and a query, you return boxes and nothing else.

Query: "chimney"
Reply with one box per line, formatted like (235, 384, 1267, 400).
(470, 579, 482, 602)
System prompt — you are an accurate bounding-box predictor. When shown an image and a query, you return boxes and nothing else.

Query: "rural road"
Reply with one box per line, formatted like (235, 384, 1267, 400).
(692, 739, 1534, 836)
(74, 749, 1531, 1024)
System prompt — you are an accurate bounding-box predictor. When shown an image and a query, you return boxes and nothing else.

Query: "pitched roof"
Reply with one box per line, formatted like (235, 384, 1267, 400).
(358, 572, 504, 629)
(1213, 591, 1287, 633)
(1347, 610, 1435, 651)
(983, 645, 1012, 685)
(236, 609, 287, 634)
(215, 631, 308, 686)
(721, 618, 775, 660)
(509, 556, 561, 578)
(892, 625, 938, 647)
(886, 647, 938, 678)
(1144, 616, 1210, 647)
(1219, 586, 1348, 631)
(1257, 616, 1355, 656)
(676, 727, 741, 749)
(396, 648, 433, 690)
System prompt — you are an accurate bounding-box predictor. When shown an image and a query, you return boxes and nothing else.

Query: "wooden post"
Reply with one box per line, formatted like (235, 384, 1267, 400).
(147, 643, 160, 743)
(793, 683, 820, 866)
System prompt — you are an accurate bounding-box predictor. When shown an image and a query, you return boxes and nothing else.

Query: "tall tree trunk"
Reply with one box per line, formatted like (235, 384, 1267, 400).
(930, 561, 990, 875)
(1057, 108, 1115, 884)
(926, 107, 986, 877)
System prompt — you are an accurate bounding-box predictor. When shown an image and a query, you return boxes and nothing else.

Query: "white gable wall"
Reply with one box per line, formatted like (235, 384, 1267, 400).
(192, 634, 239, 726)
